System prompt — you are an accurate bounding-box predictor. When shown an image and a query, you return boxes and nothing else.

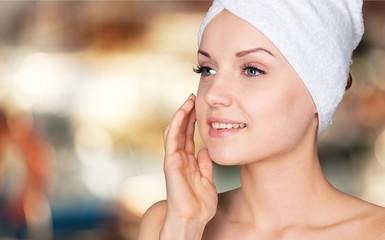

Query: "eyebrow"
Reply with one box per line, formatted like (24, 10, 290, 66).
(197, 49, 211, 58)
(236, 48, 275, 57)
(197, 47, 274, 59)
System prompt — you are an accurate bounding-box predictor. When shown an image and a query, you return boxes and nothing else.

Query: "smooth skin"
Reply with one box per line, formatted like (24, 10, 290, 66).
(137, 10, 385, 240)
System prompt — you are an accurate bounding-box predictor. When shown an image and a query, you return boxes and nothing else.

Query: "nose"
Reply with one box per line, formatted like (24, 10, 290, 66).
(203, 74, 232, 107)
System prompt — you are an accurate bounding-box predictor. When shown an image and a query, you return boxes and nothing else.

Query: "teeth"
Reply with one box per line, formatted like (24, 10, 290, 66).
(211, 122, 246, 129)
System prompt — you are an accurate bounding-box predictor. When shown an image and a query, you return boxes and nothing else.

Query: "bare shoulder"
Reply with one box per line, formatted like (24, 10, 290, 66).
(137, 200, 167, 240)
(366, 203, 385, 237)
(353, 200, 385, 239)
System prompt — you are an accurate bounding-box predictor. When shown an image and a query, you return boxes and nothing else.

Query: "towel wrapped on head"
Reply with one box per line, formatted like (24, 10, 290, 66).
(198, 0, 364, 135)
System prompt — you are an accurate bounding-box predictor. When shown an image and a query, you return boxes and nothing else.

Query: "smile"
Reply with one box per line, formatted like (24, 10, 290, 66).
(211, 122, 247, 130)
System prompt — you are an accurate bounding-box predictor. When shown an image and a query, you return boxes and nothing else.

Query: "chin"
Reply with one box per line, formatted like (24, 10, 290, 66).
(206, 147, 248, 166)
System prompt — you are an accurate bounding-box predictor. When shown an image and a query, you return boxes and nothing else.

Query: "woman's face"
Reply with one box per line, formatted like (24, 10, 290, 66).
(195, 10, 318, 165)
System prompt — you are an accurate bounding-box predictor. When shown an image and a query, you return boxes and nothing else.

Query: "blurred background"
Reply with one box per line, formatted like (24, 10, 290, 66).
(0, 0, 384, 239)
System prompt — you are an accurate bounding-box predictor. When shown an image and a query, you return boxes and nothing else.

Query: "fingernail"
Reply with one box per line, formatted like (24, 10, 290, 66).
(188, 93, 195, 100)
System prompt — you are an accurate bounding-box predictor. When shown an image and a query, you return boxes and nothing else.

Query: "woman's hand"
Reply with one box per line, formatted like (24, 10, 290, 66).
(161, 94, 218, 239)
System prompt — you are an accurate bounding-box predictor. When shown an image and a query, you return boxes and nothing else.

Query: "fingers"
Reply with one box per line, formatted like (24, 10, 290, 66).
(184, 106, 196, 155)
(164, 94, 196, 155)
(197, 149, 214, 185)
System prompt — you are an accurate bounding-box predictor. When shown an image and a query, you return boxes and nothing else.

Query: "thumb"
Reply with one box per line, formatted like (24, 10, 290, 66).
(197, 149, 214, 184)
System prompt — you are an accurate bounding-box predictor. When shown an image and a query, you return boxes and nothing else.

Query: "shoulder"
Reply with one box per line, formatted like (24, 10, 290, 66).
(367, 204, 385, 237)
(137, 200, 168, 240)
(353, 202, 385, 239)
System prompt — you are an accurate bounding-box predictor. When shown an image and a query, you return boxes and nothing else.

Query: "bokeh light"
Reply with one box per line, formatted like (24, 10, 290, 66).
(375, 128, 385, 167)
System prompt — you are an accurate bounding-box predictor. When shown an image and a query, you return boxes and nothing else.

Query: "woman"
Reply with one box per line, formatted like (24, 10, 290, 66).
(138, 0, 385, 239)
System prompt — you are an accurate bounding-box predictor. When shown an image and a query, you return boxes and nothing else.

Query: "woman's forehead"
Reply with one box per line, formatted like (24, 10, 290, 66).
(200, 10, 281, 59)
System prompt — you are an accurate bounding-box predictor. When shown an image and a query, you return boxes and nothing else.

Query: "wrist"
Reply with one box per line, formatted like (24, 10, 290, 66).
(160, 216, 206, 240)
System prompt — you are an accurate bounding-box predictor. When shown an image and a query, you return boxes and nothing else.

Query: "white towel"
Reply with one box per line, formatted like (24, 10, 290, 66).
(198, 0, 364, 135)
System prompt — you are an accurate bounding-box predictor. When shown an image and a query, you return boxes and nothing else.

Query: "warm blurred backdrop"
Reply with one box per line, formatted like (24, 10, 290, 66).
(0, 1, 384, 239)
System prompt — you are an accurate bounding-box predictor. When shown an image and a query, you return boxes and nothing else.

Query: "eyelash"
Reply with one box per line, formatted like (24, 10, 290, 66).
(193, 65, 212, 76)
(241, 64, 265, 77)
(193, 65, 203, 74)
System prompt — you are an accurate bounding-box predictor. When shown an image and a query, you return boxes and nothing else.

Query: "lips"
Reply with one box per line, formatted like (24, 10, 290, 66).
(207, 117, 247, 138)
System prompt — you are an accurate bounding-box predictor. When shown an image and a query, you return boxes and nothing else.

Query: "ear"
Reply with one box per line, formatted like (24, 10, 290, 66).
(345, 73, 353, 91)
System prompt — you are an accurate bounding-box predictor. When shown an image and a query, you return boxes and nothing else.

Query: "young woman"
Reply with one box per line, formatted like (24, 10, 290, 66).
(138, 0, 385, 239)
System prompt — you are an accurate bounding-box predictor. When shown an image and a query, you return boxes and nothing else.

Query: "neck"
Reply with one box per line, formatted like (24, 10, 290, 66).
(234, 135, 340, 231)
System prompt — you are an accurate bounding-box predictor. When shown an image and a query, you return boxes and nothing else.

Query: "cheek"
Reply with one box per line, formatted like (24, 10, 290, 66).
(259, 84, 315, 143)
(246, 79, 308, 128)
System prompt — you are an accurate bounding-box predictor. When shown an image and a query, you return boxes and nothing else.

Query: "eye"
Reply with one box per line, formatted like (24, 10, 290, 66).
(193, 65, 217, 76)
(241, 65, 265, 77)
